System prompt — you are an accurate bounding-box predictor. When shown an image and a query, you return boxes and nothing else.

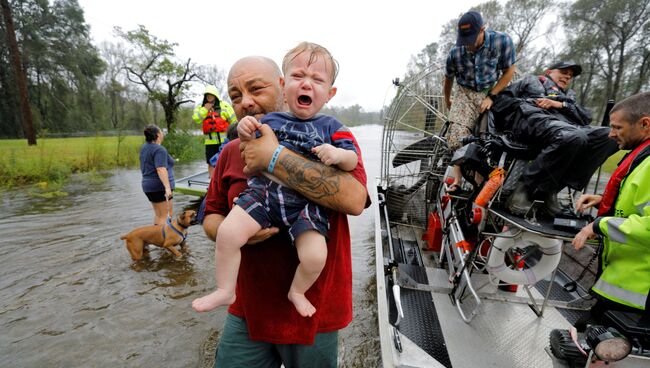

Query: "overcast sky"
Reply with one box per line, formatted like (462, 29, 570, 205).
(77, 0, 483, 112)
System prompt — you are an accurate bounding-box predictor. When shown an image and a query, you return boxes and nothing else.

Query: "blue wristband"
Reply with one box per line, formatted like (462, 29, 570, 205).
(267, 145, 285, 173)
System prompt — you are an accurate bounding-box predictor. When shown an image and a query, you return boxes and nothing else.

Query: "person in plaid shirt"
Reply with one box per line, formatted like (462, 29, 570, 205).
(443, 10, 516, 191)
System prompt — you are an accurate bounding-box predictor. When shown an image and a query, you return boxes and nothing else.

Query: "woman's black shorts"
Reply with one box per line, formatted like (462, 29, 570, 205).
(145, 191, 173, 203)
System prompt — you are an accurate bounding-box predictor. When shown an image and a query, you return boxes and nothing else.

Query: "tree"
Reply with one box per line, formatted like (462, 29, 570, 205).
(99, 41, 129, 129)
(320, 104, 379, 126)
(117, 25, 198, 133)
(1, 0, 35, 144)
(629, 21, 650, 94)
(0, 0, 105, 135)
(563, 0, 650, 115)
(503, 0, 559, 71)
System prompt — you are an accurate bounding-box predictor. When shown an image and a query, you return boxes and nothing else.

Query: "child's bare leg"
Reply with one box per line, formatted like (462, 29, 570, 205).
(192, 206, 261, 312)
(288, 230, 327, 317)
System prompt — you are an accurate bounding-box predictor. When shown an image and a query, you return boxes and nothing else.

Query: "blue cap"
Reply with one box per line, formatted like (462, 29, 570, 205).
(457, 11, 484, 46)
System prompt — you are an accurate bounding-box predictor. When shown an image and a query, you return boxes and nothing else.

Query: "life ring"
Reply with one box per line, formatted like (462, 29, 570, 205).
(486, 230, 562, 285)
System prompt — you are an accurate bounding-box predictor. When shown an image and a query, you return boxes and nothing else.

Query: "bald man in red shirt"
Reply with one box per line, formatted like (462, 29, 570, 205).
(199, 56, 370, 367)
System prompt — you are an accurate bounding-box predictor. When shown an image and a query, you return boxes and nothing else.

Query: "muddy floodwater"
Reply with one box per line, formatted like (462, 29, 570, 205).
(0, 125, 382, 367)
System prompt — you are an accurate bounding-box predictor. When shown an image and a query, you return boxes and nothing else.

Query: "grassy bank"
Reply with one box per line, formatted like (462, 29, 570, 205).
(0, 132, 203, 190)
(601, 150, 625, 174)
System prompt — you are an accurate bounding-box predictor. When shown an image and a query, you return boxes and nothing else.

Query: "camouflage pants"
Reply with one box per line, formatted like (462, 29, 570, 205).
(446, 85, 487, 151)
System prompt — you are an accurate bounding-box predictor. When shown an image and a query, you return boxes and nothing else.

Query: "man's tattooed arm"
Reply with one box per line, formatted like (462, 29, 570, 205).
(280, 153, 340, 199)
(275, 150, 366, 215)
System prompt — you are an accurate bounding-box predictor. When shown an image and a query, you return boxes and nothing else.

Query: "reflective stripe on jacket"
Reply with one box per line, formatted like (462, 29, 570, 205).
(593, 153, 650, 310)
(193, 100, 238, 145)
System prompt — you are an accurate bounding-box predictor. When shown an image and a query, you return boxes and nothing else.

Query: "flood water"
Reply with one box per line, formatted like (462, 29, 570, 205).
(0, 125, 382, 367)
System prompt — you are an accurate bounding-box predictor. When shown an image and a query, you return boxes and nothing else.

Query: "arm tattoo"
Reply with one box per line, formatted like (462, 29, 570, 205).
(279, 154, 341, 199)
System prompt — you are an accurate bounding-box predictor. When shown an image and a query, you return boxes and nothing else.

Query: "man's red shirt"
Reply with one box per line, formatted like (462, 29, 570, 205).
(204, 138, 369, 345)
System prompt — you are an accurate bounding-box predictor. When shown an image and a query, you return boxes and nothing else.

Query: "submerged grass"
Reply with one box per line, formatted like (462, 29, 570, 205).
(0, 132, 203, 191)
(0, 136, 143, 190)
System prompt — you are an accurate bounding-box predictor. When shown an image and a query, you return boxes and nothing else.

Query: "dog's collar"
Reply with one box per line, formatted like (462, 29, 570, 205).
(175, 218, 190, 229)
(162, 216, 187, 243)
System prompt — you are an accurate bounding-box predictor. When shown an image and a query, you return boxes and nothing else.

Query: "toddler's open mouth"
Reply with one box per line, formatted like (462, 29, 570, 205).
(298, 95, 312, 106)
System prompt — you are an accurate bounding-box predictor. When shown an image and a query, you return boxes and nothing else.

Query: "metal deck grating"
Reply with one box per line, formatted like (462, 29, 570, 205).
(388, 259, 452, 368)
(535, 279, 591, 325)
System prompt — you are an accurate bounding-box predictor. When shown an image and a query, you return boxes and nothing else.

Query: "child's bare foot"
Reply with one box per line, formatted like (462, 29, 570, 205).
(192, 289, 236, 312)
(288, 291, 316, 317)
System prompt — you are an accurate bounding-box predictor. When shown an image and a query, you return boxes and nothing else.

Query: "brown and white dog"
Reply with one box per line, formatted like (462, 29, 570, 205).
(120, 210, 197, 260)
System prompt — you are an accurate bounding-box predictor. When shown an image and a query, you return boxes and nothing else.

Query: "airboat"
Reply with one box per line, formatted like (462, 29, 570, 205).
(175, 171, 210, 196)
(374, 64, 650, 367)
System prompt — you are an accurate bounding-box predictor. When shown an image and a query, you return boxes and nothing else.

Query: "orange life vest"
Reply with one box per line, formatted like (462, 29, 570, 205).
(202, 106, 229, 134)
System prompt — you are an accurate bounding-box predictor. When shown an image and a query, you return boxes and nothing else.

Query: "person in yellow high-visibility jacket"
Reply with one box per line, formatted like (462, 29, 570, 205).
(193, 85, 238, 178)
(573, 91, 650, 324)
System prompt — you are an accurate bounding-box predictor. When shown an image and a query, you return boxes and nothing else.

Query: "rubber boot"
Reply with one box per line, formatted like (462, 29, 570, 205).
(506, 182, 533, 216)
(541, 191, 562, 217)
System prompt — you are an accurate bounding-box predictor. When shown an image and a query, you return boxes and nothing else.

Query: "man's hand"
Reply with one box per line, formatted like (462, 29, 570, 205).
(480, 96, 493, 113)
(312, 144, 343, 166)
(572, 222, 596, 250)
(246, 227, 280, 244)
(575, 194, 602, 213)
(238, 116, 261, 141)
(205, 102, 214, 111)
(445, 96, 452, 110)
(240, 124, 279, 175)
(231, 196, 280, 244)
(535, 98, 563, 110)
